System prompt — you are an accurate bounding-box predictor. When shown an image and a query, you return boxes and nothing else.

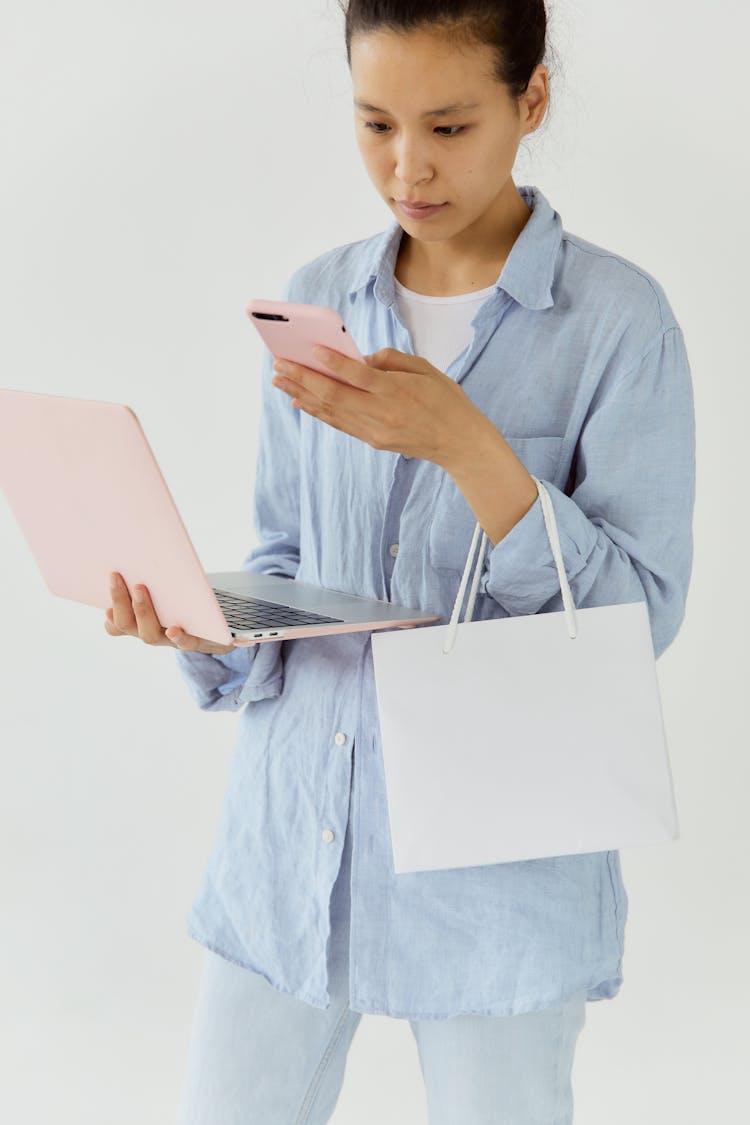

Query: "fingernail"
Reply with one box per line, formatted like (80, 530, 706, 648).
(133, 586, 145, 603)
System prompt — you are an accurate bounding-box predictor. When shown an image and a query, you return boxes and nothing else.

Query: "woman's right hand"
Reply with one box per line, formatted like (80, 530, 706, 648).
(104, 571, 237, 655)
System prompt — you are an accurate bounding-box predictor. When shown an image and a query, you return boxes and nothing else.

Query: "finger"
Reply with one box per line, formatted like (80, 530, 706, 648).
(310, 346, 376, 390)
(104, 608, 126, 636)
(273, 359, 328, 396)
(273, 362, 345, 411)
(165, 626, 196, 649)
(130, 584, 167, 645)
(274, 350, 373, 393)
(166, 627, 233, 655)
(365, 347, 430, 374)
(169, 630, 198, 651)
(110, 572, 137, 633)
(360, 347, 397, 369)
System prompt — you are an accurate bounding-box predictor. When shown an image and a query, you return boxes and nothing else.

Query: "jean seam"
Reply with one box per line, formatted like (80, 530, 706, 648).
(552, 993, 585, 1125)
(293, 1003, 352, 1124)
(550, 1003, 566, 1125)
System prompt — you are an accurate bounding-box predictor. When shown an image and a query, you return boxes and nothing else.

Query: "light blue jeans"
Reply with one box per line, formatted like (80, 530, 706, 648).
(176, 771, 587, 1125)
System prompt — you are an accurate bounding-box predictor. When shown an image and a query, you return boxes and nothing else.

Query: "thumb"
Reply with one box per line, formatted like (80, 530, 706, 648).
(363, 347, 425, 371)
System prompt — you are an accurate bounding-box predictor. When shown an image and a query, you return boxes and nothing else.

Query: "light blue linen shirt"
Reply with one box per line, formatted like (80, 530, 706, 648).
(174, 184, 695, 1019)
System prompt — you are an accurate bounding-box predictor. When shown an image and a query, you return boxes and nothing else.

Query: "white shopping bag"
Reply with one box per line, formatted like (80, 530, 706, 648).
(371, 476, 679, 874)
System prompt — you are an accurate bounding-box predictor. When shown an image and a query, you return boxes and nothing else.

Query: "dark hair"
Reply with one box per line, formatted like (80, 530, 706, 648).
(337, 0, 555, 128)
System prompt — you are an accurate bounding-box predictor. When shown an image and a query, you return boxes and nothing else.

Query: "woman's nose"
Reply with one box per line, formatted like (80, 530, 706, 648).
(393, 145, 433, 187)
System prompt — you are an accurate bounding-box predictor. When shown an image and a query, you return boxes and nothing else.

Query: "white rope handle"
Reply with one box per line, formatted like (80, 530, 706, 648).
(441, 475, 578, 655)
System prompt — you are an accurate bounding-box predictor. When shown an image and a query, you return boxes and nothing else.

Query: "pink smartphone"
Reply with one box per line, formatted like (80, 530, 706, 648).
(246, 299, 366, 384)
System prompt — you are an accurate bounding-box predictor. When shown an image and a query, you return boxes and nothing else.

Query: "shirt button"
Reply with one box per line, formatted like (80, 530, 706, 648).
(334, 731, 347, 746)
(322, 829, 335, 843)
(389, 543, 399, 558)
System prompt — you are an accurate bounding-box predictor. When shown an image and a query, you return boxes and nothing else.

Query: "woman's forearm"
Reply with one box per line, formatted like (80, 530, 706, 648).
(439, 415, 538, 548)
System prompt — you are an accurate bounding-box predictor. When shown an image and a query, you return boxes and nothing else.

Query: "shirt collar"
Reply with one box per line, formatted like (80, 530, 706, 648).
(347, 184, 563, 311)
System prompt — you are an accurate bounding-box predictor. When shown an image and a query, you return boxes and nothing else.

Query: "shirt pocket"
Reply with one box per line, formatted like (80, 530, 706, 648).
(427, 435, 564, 572)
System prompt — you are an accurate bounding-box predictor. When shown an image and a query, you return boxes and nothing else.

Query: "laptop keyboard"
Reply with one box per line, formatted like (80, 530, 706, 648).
(212, 588, 345, 630)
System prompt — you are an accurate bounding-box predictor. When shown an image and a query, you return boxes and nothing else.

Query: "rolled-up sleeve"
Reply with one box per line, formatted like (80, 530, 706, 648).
(481, 325, 696, 659)
(173, 643, 287, 713)
(174, 274, 302, 712)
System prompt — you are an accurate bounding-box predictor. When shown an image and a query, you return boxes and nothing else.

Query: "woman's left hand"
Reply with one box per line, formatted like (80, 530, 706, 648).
(271, 346, 490, 466)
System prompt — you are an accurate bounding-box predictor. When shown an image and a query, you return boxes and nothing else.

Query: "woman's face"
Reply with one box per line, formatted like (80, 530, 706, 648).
(350, 27, 547, 240)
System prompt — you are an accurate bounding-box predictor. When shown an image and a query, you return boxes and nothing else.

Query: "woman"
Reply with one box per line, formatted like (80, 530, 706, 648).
(106, 2, 695, 1121)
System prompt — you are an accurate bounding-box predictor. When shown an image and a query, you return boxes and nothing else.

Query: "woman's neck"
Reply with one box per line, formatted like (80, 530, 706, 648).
(394, 186, 532, 298)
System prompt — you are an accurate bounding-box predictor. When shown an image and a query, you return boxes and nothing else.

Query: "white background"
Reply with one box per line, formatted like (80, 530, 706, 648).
(1, 1, 747, 1121)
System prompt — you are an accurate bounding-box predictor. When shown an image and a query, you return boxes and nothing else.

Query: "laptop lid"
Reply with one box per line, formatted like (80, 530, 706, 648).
(0, 388, 440, 646)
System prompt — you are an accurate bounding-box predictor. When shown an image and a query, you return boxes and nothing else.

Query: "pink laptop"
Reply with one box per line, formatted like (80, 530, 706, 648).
(0, 388, 440, 647)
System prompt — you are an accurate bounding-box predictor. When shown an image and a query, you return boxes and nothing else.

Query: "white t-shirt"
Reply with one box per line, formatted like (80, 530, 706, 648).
(393, 275, 497, 374)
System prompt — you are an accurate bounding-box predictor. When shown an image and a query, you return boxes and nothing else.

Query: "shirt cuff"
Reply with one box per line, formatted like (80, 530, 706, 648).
(480, 478, 599, 616)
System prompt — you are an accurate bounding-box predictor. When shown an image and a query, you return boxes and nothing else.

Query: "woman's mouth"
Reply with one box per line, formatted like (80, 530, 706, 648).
(397, 201, 448, 220)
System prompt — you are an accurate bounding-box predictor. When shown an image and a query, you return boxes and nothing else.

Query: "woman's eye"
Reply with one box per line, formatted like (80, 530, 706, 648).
(364, 122, 465, 138)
